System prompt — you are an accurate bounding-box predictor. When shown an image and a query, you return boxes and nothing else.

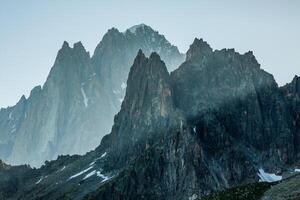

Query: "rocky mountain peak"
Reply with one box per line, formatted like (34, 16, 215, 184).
(55, 41, 90, 67)
(124, 50, 172, 114)
(292, 75, 300, 94)
(73, 41, 89, 55)
(186, 38, 213, 61)
(126, 23, 152, 34)
(282, 75, 300, 97)
(62, 41, 70, 49)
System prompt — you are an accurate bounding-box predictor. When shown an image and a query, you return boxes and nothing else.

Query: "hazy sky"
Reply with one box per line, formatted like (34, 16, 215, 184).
(0, 0, 299, 107)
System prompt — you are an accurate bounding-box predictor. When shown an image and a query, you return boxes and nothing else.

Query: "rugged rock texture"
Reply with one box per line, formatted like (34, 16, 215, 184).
(281, 75, 300, 158)
(0, 42, 113, 167)
(92, 24, 184, 110)
(0, 24, 184, 167)
(0, 39, 299, 200)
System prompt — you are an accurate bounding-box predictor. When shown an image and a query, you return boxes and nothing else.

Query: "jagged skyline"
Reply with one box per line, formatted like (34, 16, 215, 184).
(0, 0, 300, 107)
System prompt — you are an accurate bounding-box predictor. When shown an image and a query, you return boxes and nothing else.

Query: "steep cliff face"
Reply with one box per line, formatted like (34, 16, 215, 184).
(87, 40, 298, 199)
(171, 38, 293, 165)
(0, 42, 114, 167)
(99, 50, 179, 169)
(0, 25, 183, 167)
(281, 75, 300, 158)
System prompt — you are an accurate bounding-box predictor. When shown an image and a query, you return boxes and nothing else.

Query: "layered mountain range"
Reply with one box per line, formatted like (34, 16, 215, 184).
(0, 36, 299, 199)
(0, 24, 184, 167)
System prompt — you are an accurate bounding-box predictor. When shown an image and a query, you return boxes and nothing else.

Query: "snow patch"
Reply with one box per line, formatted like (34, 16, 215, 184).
(127, 24, 146, 34)
(83, 170, 96, 180)
(89, 161, 96, 166)
(68, 166, 93, 180)
(189, 194, 198, 200)
(82, 169, 113, 182)
(35, 177, 44, 184)
(121, 82, 126, 90)
(8, 112, 13, 120)
(10, 128, 16, 133)
(96, 171, 111, 182)
(60, 166, 66, 172)
(89, 152, 107, 166)
(80, 87, 89, 107)
(101, 152, 107, 158)
(295, 168, 300, 172)
(193, 126, 196, 133)
(258, 168, 282, 182)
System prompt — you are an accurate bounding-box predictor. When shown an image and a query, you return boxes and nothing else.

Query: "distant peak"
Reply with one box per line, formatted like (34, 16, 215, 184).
(62, 41, 70, 49)
(73, 41, 89, 55)
(133, 49, 146, 67)
(292, 75, 300, 83)
(73, 41, 84, 49)
(149, 52, 161, 60)
(30, 85, 42, 97)
(137, 49, 145, 57)
(107, 27, 121, 34)
(186, 38, 213, 61)
(126, 23, 153, 34)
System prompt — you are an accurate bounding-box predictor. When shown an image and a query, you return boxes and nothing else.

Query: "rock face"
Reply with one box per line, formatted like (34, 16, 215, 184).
(0, 42, 113, 167)
(0, 39, 299, 200)
(281, 75, 300, 158)
(92, 24, 184, 110)
(0, 24, 184, 167)
(87, 40, 297, 200)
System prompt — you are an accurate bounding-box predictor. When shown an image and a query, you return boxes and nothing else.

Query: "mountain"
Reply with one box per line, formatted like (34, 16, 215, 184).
(91, 24, 184, 110)
(0, 24, 184, 167)
(0, 39, 299, 200)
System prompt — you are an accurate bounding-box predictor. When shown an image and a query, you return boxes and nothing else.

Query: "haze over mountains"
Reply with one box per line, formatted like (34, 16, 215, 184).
(0, 24, 299, 200)
(0, 24, 184, 167)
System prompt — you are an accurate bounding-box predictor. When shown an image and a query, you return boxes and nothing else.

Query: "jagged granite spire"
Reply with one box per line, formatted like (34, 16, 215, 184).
(100, 50, 176, 168)
(0, 40, 114, 167)
(186, 38, 213, 61)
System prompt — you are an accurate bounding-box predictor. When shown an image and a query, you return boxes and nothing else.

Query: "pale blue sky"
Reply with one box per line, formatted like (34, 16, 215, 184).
(0, 0, 299, 107)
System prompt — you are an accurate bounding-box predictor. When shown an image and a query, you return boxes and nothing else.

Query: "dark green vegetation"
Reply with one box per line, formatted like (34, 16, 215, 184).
(200, 174, 300, 200)
(200, 182, 272, 200)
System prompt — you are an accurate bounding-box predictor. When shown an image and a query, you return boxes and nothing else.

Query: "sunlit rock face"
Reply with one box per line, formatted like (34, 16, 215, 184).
(0, 25, 184, 167)
(0, 42, 113, 167)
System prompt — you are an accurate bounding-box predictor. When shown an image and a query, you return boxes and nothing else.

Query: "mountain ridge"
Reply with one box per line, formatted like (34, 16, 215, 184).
(0, 24, 184, 167)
